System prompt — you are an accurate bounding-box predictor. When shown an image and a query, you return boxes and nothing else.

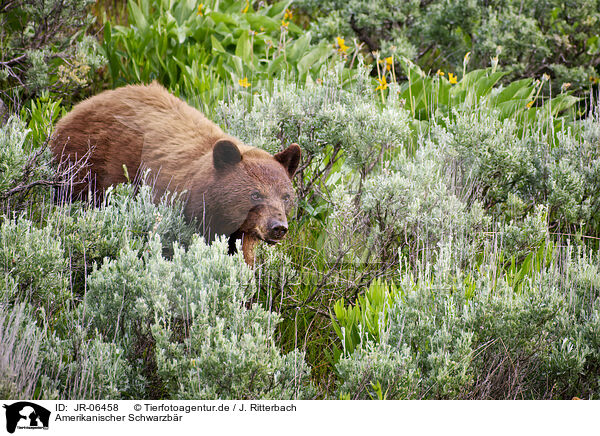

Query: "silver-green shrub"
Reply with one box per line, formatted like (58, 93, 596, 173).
(216, 64, 411, 198)
(43, 182, 196, 288)
(360, 142, 488, 263)
(86, 236, 314, 399)
(0, 218, 68, 312)
(0, 116, 54, 196)
(433, 106, 600, 236)
(37, 326, 134, 400)
(334, 240, 600, 399)
(336, 342, 419, 400)
(0, 303, 42, 398)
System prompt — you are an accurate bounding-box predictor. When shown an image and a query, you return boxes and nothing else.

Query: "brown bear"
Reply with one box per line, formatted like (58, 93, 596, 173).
(50, 82, 301, 266)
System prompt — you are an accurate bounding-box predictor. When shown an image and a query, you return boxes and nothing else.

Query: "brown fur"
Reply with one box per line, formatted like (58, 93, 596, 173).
(50, 82, 300, 265)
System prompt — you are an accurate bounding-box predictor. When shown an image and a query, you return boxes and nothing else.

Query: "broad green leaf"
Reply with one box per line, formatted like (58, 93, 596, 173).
(266, 0, 292, 18)
(436, 79, 451, 106)
(496, 98, 530, 119)
(208, 11, 239, 26)
(286, 32, 312, 63)
(544, 94, 579, 116)
(494, 78, 534, 105)
(458, 68, 491, 91)
(229, 54, 244, 77)
(473, 71, 506, 98)
(297, 43, 331, 77)
(245, 14, 281, 32)
(235, 30, 252, 63)
(210, 35, 226, 53)
(128, 1, 148, 34)
(511, 83, 537, 101)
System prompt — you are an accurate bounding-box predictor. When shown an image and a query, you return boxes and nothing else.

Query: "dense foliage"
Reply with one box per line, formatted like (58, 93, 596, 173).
(1, 0, 599, 400)
(295, 0, 600, 95)
(0, 0, 105, 109)
(102, 0, 337, 112)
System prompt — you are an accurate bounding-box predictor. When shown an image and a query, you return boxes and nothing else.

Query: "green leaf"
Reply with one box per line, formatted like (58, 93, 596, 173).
(266, 0, 292, 18)
(587, 35, 600, 55)
(437, 79, 451, 106)
(494, 78, 534, 104)
(227, 54, 244, 77)
(128, 1, 148, 34)
(208, 11, 239, 26)
(286, 32, 311, 63)
(473, 71, 506, 98)
(235, 30, 252, 63)
(210, 35, 226, 53)
(457, 68, 490, 91)
(297, 43, 331, 77)
(544, 94, 579, 117)
(496, 98, 530, 120)
(266, 54, 286, 76)
(245, 14, 281, 32)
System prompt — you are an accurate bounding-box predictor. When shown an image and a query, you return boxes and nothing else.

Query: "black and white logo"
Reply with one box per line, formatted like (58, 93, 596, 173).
(3, 402, 50, 434)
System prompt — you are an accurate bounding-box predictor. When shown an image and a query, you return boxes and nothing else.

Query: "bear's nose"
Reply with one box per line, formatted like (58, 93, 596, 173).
(268, 220, 288, 241)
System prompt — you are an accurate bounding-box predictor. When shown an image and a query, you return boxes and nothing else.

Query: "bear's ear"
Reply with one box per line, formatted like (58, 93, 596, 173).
(274, 143, 301, 179)
(213, 139, 242, 170)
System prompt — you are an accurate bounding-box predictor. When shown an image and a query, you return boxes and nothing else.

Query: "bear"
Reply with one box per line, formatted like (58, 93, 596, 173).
(50, 82, 301, 266)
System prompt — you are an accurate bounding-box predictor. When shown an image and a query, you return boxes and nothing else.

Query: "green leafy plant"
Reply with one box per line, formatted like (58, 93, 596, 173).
(102, 0, 338, 111)
(295, 0, 600, 95)
(396, 58, 579, 128)
(332, 278, 399, 356)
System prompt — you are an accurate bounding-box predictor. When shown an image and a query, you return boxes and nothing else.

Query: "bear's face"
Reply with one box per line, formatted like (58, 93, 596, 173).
(191, 140, 300, 246)
(236, 159, 296, 245)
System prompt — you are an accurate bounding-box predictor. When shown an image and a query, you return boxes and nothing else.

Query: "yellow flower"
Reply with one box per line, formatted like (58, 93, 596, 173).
(436, 69, 445, 76)
(526, 100, 534, 109)
(491, 55, 499, 72)
(197, 3, 203, 15)
(242, 0, 249, 13)
(385, 56, 393, 71)
(591, 76, 599, 84)
(336, 36, 349, 53)
(561, 82, 571, 92)
(375, 76, 388, 91)
(542, 73, 550, 82)
(462, 51, 471, 77)
(238, 77, 250, 88)
(281, 20, 289, 28)
(284, 8, 293, 21)
(448, 72, 457, 84)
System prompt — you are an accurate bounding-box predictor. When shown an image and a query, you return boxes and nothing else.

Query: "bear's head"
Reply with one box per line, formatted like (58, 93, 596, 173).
(189, 139, 301, 253)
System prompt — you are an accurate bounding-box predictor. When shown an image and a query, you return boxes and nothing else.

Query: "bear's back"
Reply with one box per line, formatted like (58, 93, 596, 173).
(52, 82, 237, 196)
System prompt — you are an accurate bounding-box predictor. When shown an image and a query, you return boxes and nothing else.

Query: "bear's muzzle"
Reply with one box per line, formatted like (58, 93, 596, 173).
(266, 218, 288, 244)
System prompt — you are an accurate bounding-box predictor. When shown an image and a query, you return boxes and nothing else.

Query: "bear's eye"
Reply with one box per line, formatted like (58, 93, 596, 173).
(282, 194, 291, 203)
(251, 191, 263, 202)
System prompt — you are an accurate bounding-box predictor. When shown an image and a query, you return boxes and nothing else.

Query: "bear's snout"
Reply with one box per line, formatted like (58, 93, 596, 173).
(267, 219, 288, 243)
